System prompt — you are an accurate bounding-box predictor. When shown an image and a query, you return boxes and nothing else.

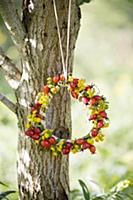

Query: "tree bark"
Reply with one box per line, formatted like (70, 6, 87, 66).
(15, 0, 80, 199)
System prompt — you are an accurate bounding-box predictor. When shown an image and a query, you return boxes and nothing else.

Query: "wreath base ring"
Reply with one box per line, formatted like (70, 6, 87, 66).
(25, 74, 109, 156)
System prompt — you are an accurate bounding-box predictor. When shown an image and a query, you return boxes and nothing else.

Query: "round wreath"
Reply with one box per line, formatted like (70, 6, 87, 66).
(25, 74, 109, 156)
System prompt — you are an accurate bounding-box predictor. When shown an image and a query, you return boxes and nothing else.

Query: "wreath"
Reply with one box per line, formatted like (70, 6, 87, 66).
(25, 74, 109, 156)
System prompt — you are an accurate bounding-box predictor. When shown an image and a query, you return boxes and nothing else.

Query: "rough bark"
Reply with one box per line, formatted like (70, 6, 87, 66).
(15, 0, 80, 199)
(0, 0, 26, 47)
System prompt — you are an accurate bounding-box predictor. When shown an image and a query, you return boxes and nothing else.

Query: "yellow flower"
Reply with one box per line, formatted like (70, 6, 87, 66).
(45, 133, 50, 138)
(87, 88, 95, 98)
(95, 134, 100, 142)
(72, 149, 78, 154)
(98, 133, 104, 141)
(43, 129, 52, 138)
(27, 114, 32, 119)
(51, 87, 59, 94)
(53, 152, 58, 156)
(42, 135, 45, 140)
(47, 77, 52, 84)
(38, 94, 49, 105)
(87, 138, 94, 144)
(74, 89, 79, 94)
(58, 140, 64, 146)
(103, 123, 109, 128)
(68, 76, 73, 82)
(57, 146, 62, 152)
(77, 79, 86, 91)
(34, 117, 41, 123)
(74, 145, 79, 150)
(26, 122, 31, 128)
(35, 140, 39, 144)
(51, 146, 56, 152)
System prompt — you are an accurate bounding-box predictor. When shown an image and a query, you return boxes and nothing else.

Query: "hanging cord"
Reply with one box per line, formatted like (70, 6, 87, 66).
(53, 0, 72, 80)
(65, 0, 72, 77)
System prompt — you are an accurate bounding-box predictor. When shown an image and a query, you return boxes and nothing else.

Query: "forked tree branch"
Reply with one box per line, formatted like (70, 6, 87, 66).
(0, 47, 22, 89)
(0, 92, 17, 114)
(0, 0, 26, 47)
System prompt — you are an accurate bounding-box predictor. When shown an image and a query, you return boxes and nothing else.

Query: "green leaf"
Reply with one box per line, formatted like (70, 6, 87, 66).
(78, 179, 90, 200)
(77, 0, 92, 6)
(92, 195, 107, 200)
(0, 190, 16, 200)
(69, 189, 82, 200)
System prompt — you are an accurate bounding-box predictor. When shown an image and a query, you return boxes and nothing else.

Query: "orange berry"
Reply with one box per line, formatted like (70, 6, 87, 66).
(76, 138, 84, 145)
(89, 145, 96, 154)
(71, 91, 79, 99)
(60, 74, 65, 81)
(53, 75, 60, 83)
(90, 98, 96, 105)
(49, 137, 56, 144)
(42, 85, 50, 94)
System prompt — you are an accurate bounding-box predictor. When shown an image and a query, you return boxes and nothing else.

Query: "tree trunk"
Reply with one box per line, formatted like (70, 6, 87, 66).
(15, 1, 80, 199)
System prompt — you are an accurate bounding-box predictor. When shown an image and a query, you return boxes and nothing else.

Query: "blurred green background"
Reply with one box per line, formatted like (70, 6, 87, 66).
(0, 0, 133, 198)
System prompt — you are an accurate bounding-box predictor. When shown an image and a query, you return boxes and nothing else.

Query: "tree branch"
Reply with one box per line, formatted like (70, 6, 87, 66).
(0, 0, 26, 47)
(0, 47, 22, 89)
(0, 92, 17, 114)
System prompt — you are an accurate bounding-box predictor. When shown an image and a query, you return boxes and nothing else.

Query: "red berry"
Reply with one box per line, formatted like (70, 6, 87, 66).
(41, 140, 51, 148)
(31, 106, 36, 112)
(91, 129, 98, 137)
(65, 142, 72, 149)
(89, 98, 96, 105)
(76, 138, 85, 145)
(82, 96, 90, 104)
(94, 95, 101, 101)
(35, 101, 42, 108)
(89, 114, 97, 120)
(82, 142, 91, 150)
(35, 127, 41, 134)
(73, 78, 79, 84)
(49, 137, 56, 144)
(25, 129, 34, 137)
(85, 85, 92, 90)
(31, 134, 40, 140)
(71, 91, 79, 99)
(70, 82, 77, 90)
(42, 85, 50, 94)
(62, 148, 70, 155)
(53, 75, 60, 83)
(99, 111, 107, 118)
(89, 145, 96, 154)
(97, 120, 104, 128)
(60, 74, 65, 81)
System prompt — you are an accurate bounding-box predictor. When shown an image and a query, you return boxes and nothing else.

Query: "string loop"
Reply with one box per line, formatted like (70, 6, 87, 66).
(53, 0, 72, 80)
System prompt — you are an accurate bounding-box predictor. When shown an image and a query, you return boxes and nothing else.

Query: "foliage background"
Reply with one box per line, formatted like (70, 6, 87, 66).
(0, 0, 133, 198)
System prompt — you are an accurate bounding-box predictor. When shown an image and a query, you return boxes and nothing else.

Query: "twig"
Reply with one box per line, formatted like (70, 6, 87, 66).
(0, 47, 22, 89)
(0, 93, 17, 114)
